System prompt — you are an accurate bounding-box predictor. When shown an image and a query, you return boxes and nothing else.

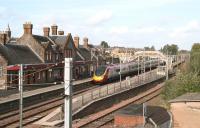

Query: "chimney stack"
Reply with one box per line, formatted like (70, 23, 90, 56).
(23, 22, 33, 35)
(58, 30, 64, 35)
(43, 27, 50, 37)
(0, 31, 7, 45)
(51, 24, 58, 35)
(83, 37, 89, 48)
(74, 36, 79, 48)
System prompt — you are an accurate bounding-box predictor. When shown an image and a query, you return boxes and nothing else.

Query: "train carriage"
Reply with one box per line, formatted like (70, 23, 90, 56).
(93, 59, 164, 84)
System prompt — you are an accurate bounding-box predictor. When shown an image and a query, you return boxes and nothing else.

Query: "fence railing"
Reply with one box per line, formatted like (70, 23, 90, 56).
(72, 68, 166, 112)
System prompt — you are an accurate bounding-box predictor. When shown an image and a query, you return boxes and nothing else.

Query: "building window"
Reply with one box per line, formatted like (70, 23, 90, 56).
(49, 52, 52, 60)
(38, 72, 41, 79)
(65, 49, 72, 58)
(0, 66, 3, 77)
(56, 53, 59, 60)
(49, 69, 52, 78)
(46, 51, 49, 60)
(43, 71, 45, 78)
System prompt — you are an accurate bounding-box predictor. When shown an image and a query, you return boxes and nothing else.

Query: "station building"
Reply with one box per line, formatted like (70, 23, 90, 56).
(0, 22, 105, 89)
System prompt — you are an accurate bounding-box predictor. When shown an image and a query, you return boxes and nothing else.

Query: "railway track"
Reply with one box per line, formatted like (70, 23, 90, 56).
(0, 97, 63, 127)
(0, 85, 98, 128)
(73, 83, 163, 128)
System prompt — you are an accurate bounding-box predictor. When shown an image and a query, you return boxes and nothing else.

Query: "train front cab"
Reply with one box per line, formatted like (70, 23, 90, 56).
(92, 65, 108, 84)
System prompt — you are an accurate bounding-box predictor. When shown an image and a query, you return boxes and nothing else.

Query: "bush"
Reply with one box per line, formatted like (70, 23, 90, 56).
(162, 72, 200, 101)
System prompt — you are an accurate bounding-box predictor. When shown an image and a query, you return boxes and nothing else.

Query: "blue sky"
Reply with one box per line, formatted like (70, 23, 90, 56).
(0, 0, 200, 50)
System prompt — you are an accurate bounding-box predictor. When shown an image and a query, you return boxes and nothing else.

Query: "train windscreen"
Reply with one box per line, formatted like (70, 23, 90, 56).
(95, 66, 107, 76)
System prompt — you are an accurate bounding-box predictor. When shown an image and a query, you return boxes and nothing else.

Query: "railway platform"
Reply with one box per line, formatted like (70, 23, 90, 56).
(0, 78, 92, 114)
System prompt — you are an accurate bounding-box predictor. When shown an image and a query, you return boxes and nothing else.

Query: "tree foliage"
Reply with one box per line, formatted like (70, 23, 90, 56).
(162, 72, 200, 101)
(162, 43, 200, 101)
(160, 44, 178, 55)
(144, 45, 155, 51)
(100, 41, 109, 48)
(190, 43, 200, 74)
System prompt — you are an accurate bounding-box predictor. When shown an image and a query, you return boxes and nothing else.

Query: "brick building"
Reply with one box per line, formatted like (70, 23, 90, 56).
(0, 50, 7, 89)
(0, 22, 105, 89)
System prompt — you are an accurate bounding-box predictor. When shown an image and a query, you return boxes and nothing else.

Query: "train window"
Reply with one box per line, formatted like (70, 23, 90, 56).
(116, 69, 120, 72)
(95, 66, 107, 76)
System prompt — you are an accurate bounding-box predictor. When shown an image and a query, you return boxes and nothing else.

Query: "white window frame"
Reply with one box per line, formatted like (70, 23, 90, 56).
(0, 66, 3, 77)
(38, 72, 41, 79)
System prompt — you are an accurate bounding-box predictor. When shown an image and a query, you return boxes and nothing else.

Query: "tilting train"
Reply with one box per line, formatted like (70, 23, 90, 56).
(92, 59, 165, 84)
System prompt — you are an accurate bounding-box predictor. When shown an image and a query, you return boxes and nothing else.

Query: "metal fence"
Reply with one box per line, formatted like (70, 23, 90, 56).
(72, 68, 166, 112)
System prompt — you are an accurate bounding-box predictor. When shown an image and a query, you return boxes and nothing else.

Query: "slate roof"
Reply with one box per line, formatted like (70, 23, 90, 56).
(169, 93, 200, 103)
(33, 35, 50, 42)
(49, 35, 68, 48)
(0, 44, 42, 65)
(78, 47, 91, 61)
(32, 35, 56, 48)
(116, 104, 170, 126)
(75, 51, 84, 61)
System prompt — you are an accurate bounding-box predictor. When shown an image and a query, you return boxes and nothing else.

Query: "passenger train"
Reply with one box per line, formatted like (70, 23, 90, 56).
(92, 59, 165, 84)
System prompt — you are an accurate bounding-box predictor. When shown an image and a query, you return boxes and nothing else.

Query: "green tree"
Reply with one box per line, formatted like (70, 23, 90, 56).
(100, 41, 109, 48)
(160, 44, 178, 55)
(144, 45, 155, 51)
(190, 43, 200, 74)
(162, 72, 200, 101)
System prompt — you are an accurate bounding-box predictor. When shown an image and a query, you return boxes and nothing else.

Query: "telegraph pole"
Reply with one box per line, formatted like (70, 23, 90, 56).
(19, 64, 23, 128)
(64, 58, 72, 128)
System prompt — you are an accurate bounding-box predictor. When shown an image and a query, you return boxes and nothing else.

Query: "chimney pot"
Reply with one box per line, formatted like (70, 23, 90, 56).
(43, 27, 50, 36)
(51, 24, 58, 35)
(23, 22, 33, 35)
(0, 32, 7, 45)
(74, 36, 80, 48)
(58, 30, 64, 35)
(83, 37, 89, 48)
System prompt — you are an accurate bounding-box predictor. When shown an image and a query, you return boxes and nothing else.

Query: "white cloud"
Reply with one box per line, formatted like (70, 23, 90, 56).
(150, 0, 180, 6)
(170, 20, 200, 38)
(0, 6, 6, 18)
(109, 26, 129, 35)
(133, 26, 165, 34)
(87, 9, 112, 25)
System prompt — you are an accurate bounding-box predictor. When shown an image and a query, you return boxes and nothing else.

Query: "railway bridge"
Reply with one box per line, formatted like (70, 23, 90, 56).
(128, 51, 189, 70)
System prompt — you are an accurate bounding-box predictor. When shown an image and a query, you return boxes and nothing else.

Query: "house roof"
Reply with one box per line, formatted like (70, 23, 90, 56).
(169, 93, 200, 103)
(0, 44, 42, 65)
(49, 35, 68, 48)
(78, 47, 91, 61)
(32, 35, 55, 48)
(116, 104, 170, 126)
